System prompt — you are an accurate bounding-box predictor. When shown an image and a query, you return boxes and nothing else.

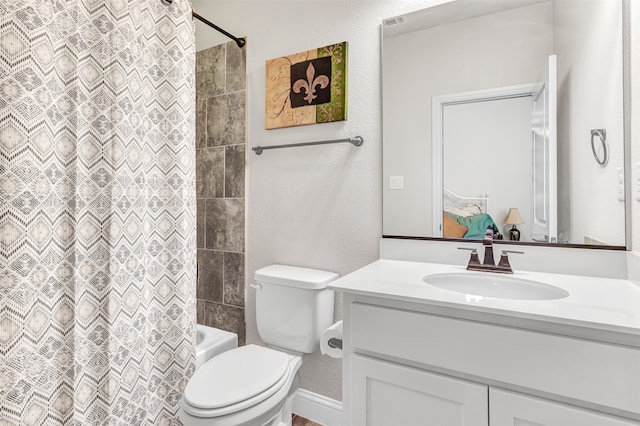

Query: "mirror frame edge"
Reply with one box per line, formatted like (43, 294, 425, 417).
(623, 0, 632, 251)
(381, 235, 628, 251)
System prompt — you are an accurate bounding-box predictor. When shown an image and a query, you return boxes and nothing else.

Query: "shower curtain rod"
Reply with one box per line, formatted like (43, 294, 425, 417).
(192, 11, 246, 48)
(161, 0, 246, 48)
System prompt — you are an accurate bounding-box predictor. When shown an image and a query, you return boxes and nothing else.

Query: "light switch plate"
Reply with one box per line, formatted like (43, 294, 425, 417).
(389, 176, 404, 190)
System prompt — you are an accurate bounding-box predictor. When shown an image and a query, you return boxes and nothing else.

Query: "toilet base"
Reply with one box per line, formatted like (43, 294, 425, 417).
(269, 376, 297, 426)
(179, 381, 297, 426)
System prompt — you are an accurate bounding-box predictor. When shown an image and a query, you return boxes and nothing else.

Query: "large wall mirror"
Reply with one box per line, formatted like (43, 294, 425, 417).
(382, 0, 627, 248)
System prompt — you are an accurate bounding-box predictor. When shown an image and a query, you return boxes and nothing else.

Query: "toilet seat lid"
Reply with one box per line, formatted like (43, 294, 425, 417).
(184, 344, 290, 410)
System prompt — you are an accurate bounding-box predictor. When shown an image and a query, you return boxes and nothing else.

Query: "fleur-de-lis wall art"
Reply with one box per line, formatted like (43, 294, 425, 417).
(291, 60, 331, 106)
(265, 42, 348, 129)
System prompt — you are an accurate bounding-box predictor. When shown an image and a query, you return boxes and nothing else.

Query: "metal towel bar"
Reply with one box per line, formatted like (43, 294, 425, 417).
(252, 136, 363, 155)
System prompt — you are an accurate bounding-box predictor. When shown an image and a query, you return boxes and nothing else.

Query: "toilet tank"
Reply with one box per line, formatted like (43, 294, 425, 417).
(254, 265, 337, 354)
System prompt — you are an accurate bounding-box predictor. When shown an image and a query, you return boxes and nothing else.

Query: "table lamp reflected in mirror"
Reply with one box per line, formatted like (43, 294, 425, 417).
(504, 208, 524, 241)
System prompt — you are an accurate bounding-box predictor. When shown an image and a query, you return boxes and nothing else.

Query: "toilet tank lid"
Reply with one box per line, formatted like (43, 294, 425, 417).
(254, 264, 339, 289)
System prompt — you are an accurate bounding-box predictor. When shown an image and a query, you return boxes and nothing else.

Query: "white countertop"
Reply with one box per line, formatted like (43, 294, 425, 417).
(329, 259, 640, 345)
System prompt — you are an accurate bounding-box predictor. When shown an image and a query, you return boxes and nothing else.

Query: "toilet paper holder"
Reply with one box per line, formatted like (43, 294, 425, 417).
(328, 338, 342, 350)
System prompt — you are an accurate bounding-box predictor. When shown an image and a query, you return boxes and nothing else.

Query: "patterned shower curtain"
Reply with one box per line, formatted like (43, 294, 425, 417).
(0, 0, 196, 424)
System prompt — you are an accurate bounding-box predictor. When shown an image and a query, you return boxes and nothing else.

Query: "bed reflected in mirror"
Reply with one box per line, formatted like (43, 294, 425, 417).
(442, 189, 501, 240)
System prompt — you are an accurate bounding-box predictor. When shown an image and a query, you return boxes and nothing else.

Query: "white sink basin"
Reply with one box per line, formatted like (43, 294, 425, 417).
(422, 272, 569, 301)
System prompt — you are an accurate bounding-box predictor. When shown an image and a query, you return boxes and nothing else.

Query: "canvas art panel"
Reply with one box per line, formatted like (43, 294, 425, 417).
(265, 42, 348, 129)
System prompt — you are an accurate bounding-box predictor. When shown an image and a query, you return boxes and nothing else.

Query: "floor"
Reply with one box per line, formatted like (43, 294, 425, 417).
(292, 414, 323, 426)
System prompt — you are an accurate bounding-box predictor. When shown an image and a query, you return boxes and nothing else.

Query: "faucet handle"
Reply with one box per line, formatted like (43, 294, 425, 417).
(497, 250, 524, 273)
(458, 247, 481, 267)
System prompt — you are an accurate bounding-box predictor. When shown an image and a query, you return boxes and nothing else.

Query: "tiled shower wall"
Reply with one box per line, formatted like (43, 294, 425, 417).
(195, 41, 246, 345)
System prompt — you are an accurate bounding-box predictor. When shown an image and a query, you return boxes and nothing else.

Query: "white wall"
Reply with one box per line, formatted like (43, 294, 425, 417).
(383, 2, 553, 237)
(191, 0, 445, 402)
(190, 0, 640, 403)
(554, 0, 625, 245)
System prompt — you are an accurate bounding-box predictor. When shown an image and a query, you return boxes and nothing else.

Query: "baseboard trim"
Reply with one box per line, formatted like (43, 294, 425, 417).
(292, 388, 342, 426)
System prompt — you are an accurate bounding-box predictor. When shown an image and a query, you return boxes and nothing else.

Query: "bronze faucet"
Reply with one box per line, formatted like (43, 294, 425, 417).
(482, 227, 496, 266)
(459, 227, 522, 274)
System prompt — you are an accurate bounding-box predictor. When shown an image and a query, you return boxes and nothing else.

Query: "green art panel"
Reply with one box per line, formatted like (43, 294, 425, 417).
(317, 42, 348, 124)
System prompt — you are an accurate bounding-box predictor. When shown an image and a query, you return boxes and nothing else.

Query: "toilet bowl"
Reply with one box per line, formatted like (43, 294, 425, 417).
(180, 265, 337, 426)
(180, 345, 302, 426)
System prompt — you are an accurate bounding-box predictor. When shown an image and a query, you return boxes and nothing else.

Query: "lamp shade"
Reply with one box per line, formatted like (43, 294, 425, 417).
(504, 208, 524, 225)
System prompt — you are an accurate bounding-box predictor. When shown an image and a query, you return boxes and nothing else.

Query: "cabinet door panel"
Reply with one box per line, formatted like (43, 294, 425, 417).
(350, 354, 488, 426)
(490, 388, 640, 426)
(350, 302, 640, 415)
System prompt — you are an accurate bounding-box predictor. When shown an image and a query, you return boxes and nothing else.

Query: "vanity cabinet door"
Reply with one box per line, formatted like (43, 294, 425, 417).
(350, 354, 488, 426)
(490, 388, 640, 426)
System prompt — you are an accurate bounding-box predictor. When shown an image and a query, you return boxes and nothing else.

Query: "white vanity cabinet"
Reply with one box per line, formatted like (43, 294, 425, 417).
(351, 354, 488, 426)
(490, 389, 640, 426)
(342, 294, 640, 426)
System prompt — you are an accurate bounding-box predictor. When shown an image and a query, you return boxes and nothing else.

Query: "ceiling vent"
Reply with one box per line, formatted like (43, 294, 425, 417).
(383, 16, 406, 27)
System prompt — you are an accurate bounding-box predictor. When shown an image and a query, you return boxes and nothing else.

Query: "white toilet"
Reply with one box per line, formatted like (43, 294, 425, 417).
(180, 264, 337, 426)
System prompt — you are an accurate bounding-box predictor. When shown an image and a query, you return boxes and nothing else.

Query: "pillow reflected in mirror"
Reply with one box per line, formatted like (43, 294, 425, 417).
(443, 213, 468, 239)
